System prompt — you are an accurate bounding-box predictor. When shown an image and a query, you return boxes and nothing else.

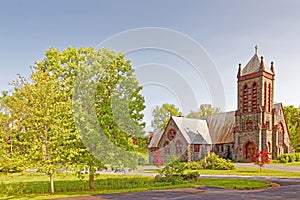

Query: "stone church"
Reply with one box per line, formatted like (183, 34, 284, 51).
(148, 47, 293, 163)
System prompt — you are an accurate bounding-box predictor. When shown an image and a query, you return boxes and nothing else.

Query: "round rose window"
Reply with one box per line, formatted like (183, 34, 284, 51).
(167, 129, 176, 141)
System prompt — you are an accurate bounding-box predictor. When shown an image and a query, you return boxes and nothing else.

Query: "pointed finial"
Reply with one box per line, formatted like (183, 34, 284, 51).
(255, 45, 258, 54)
(260, 56, 265, 71)
(237, 63, 242, 78)
(270, 61, 275, 74)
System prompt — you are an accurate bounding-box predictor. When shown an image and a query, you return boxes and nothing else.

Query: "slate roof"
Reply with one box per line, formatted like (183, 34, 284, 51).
(148, 117, 212, 148)
(200, 111, 235, 144)
(273, 103, 282, 113)
(242, 53, 273, 76)
(242, 53, 261, 75)
(148, 131, 163, 148)
(172, 116, 212, 145)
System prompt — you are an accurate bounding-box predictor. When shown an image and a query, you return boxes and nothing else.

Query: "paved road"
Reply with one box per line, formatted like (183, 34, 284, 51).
(55, 164, 300, 200)
(235, 163, 300, 172)
(55, 177, 300, 200)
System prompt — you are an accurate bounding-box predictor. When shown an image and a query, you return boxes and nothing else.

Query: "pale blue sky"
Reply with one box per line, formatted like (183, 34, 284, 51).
(1, 0, 300, 129)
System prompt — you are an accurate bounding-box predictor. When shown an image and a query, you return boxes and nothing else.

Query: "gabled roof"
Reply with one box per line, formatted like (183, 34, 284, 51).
(273, 103, 291, 144)
(148, 131, 163, 148)
(200, 111, 235, 144)
(273, 102, 282, 113)
(148, 117, 212, 148)
(172, 116, 212, 145)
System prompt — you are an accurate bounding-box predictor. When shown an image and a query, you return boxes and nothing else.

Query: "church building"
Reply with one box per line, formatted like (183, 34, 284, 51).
(148, 47, 293, 163)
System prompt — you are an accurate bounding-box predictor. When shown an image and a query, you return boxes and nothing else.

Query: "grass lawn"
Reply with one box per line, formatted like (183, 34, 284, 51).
(0, 171, 273, 200)
(198, 167, 300, 177)
(2, 163, 300, 200)
(270, 161, 300, 167)
(135, 166, 300, 178)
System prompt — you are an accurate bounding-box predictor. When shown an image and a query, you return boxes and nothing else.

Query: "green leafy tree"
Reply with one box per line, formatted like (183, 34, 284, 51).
(73, 48, 146, 174)
(284, 105, 300, 151)
(33, 47, 107, 190)
(0, 47, 146, 192)
(35, 47, 146, 189)
(0, 109, 19, 174)
(3, 67, 82, 194)
(187, 104, 220, 118)
(151, 104, 182, 131)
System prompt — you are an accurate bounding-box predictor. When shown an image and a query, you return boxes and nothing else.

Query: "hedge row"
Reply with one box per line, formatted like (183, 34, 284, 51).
(276, 153, 300, 163)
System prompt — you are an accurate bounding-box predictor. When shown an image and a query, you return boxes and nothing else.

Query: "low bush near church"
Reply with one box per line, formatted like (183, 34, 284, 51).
(184, 161, 201, 170)
(276, 153, 300, 163)
(157, 157, 201, 182)
(205, 153, 235, 170)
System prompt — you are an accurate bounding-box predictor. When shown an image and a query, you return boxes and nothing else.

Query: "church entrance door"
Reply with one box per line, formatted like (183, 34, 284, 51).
(245, 142, 256, 159)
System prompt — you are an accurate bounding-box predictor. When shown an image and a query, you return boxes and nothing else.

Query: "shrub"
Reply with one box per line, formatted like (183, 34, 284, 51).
(159, 156, 185, 182)
(182, 170, 200, 181)
(276, 154, 290, 163)
(159, 156, 201, 182)
(184, 162, 201, 170)
(276, 153, 300, 163)
(295, 153, 300, 162)
(198, 159, 206, 169)
(137, 156, 146, 165)
(288, 154, 296, 163)
(206, 152, 235, 170)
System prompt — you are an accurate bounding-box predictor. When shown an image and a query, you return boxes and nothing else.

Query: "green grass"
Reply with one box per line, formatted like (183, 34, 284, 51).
(135, 168, 160, 173)
(135, 166, 300, 177)
(0, 178, 271, 200)
(198, 167, 300, 177)
(0, 171, 273, 200)
(2, 163, 300, 200)
(270, 161, 300, 167)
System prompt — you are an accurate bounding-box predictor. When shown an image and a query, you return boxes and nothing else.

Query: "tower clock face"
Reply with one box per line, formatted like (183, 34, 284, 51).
(167, 129, 176, 141)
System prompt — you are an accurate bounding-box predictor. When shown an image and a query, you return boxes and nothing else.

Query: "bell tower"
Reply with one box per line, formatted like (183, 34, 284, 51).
(234, 46, 276, 161)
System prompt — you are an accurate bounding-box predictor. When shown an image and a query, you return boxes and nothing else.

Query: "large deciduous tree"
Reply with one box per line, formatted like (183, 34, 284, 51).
(284, 105, 300, 151)
(187, 104, 220, 118)
(4, 66, 82, 194)
(151, 104, 182, 131)
(73, 48, 146, 187)
(0, 47, 146, 192)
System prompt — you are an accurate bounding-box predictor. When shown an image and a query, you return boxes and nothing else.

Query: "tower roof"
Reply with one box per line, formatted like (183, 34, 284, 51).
(242, 53, 261, 75)
(241, 46, 273, 76)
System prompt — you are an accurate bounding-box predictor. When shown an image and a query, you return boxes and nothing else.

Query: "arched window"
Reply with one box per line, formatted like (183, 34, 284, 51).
(245, 121, 253, 131)
(242, 84, 248, 113)
(252, 82, 258, 112)
(163, 141, 170, 155)
(175, 140, 183, 156)
(268, 83, 271, 112)
(278, 123, 284, 146)
(264, 82, 267, 109)
(265, 121, 270, 130)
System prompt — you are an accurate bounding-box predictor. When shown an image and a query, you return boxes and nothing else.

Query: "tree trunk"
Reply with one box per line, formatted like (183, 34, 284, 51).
(89, 174, 95, 189)
(89, 160, 95, 189)
(50, 174, 55, 194)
